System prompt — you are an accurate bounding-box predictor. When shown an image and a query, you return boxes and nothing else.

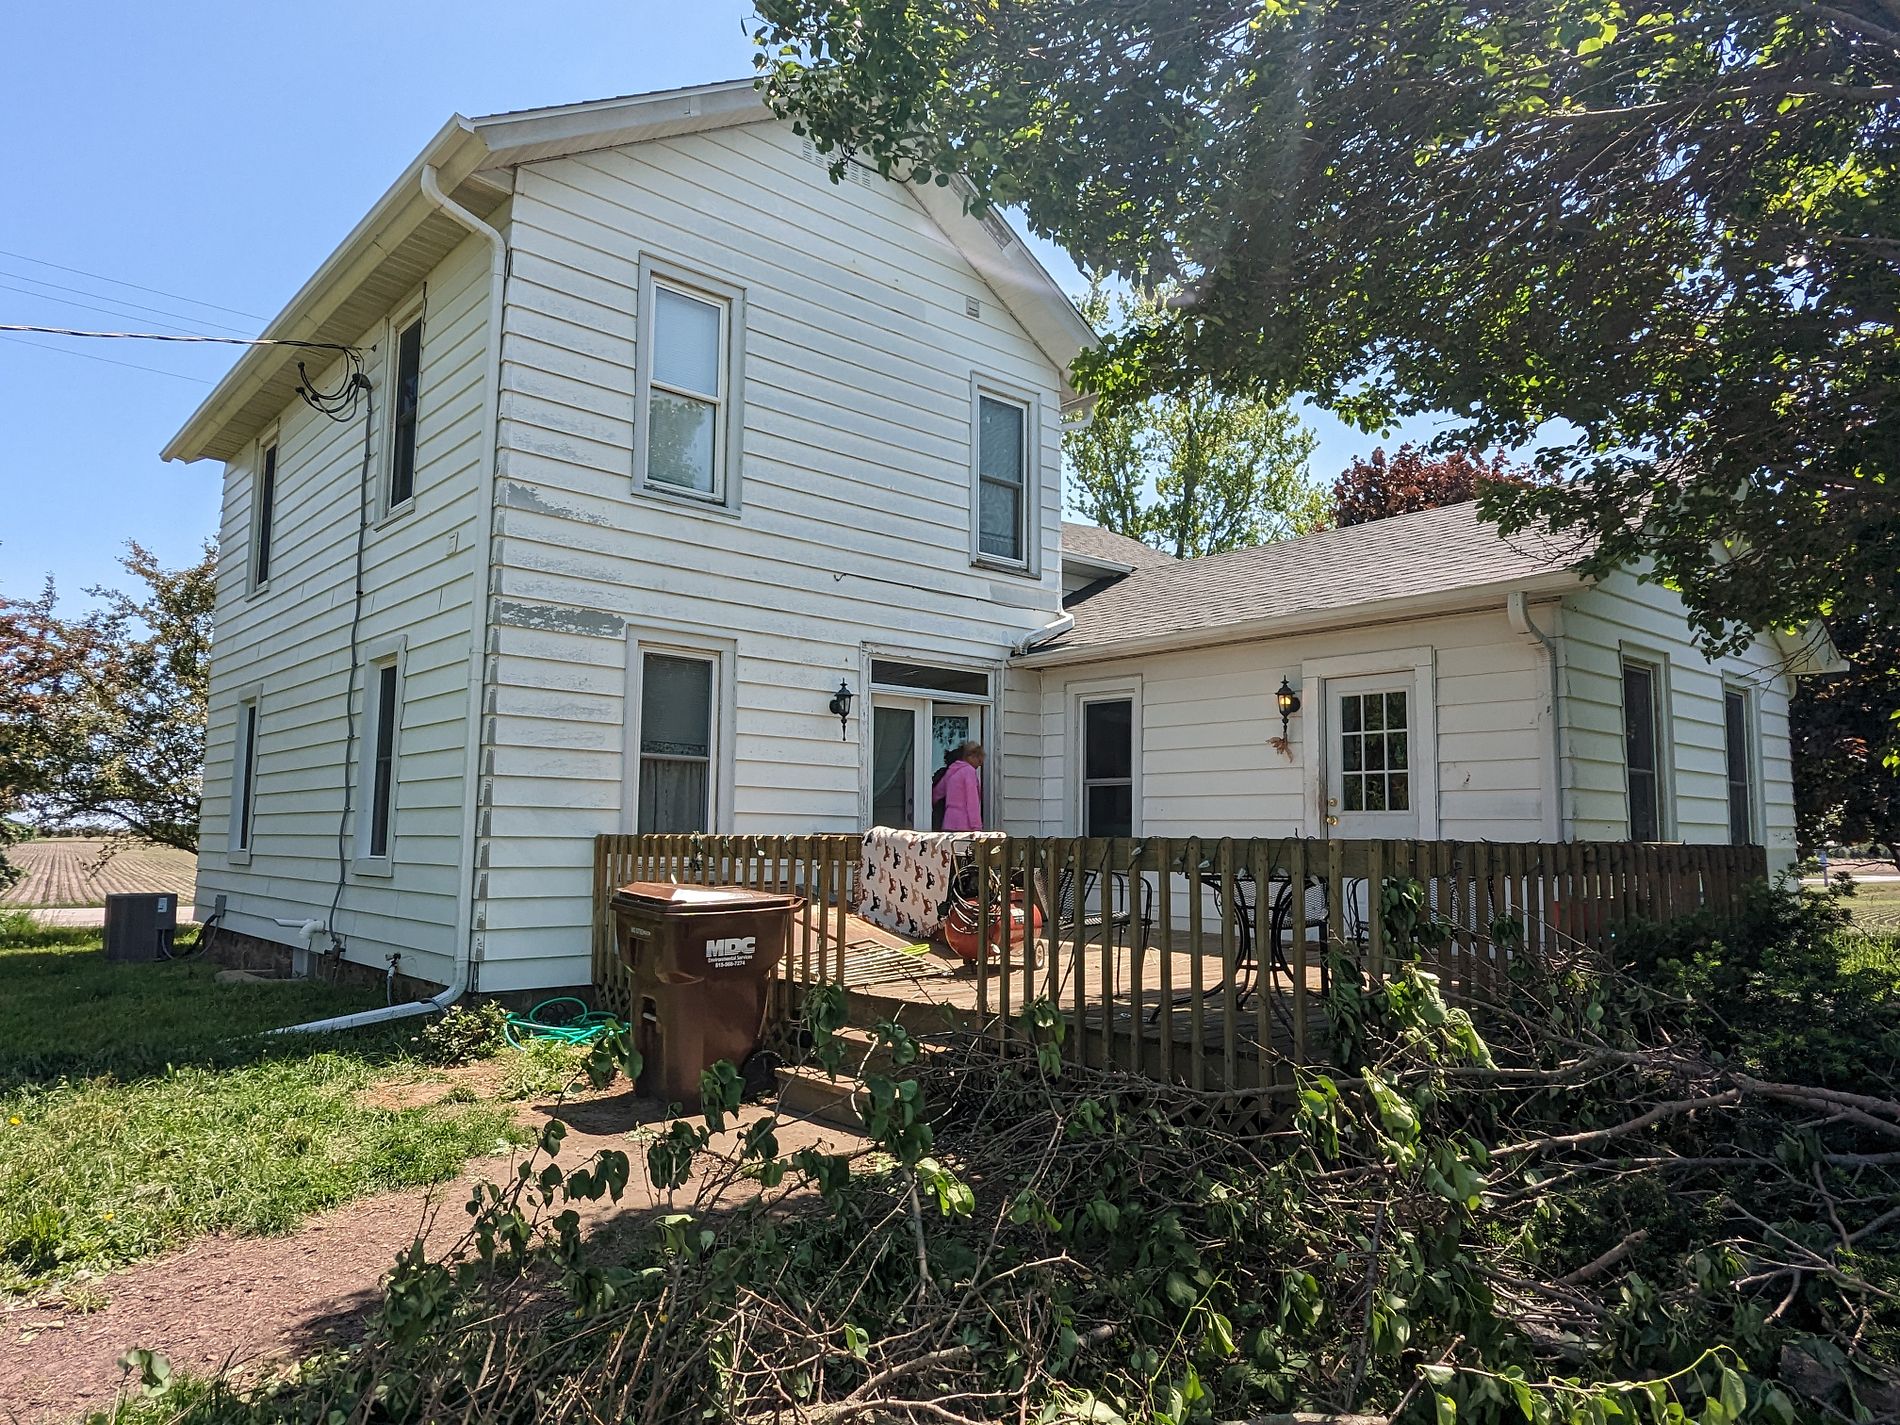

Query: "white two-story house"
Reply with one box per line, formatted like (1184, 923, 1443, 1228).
(166, 80, 1836, 998)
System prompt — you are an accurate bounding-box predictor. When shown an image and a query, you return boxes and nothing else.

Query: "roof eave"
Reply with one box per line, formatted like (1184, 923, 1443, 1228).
(161, 116, 493, 464)
(1014, 568, 1586, 669)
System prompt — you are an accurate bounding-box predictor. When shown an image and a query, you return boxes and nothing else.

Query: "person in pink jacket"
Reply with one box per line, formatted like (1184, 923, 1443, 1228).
(933, 742, 986, 832)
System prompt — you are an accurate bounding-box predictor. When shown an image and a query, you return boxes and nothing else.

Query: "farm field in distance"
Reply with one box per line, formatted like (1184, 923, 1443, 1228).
(1, 838, 196, 908)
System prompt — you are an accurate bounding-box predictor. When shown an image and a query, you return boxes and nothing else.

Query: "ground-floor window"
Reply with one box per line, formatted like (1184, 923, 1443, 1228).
(1622, 659, 1664, 842)
(232, 698, 259, 855)
(1724, 686, 1755, 846)
(1080, 696, 1134, 837)
(637, 651, 715, 833)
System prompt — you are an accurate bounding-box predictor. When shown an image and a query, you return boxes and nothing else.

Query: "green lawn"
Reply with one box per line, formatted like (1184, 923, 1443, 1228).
(0, 915, 528, 1295)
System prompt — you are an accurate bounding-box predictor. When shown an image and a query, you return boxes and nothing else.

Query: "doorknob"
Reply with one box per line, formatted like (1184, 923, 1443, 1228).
(1325, 814, 1340, 828)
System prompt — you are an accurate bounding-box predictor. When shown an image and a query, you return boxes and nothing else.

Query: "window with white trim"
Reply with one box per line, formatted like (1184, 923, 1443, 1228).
(355, 655, 402, 869)
(636, 260, 745, 506)
(231, 697, 260, 855)
(251, 438, 278, 590)
(973, 390, 1030, 566)
(1622, 659, 1664, 842)
(387, 313, 424, 509)
(1339, 688, 1411, 813)
(637, 652, 716, 832)
(1724, 687, 1755, 846)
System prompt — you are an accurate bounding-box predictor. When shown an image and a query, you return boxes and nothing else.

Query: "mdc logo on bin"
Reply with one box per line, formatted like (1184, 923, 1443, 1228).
(705, 934, 757, 968)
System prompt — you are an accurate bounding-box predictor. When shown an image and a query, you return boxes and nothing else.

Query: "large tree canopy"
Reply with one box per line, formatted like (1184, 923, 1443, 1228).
(753, 0, 1900, 652)
(1066, 288, 1325, 556)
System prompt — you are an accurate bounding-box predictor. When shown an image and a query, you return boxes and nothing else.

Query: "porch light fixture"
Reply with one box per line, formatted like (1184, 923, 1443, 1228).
(1275, 678, 1302, 739)
(827, 680, 855, 741)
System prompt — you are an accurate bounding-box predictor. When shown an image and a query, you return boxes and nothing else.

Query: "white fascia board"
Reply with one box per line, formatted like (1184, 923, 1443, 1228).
(161, 117, 491, 464)
(468, 79, 767, 167)
(1014, 570, 1586, 669)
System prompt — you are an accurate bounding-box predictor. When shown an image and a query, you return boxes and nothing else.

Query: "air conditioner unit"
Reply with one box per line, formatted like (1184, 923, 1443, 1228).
(104, 893, 177, 963)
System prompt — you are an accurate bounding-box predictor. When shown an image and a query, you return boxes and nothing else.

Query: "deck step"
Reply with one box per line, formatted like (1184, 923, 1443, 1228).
(775, 1065, 867, 1129)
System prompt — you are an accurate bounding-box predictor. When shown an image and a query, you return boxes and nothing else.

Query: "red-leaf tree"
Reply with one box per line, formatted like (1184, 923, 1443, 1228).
(1331, 446, 1525, 527)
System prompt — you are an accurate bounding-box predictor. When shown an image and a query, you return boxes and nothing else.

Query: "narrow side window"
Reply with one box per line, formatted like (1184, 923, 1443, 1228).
(232, 699, 259, 854)
(1724, 687, 1754, 846)
(367, 661, 400, 860)
(1621, 660, 1662, 841)
(1080, 696, 1135, 837)
(252, 442, 278, 589)
(388, 316, 423, 508)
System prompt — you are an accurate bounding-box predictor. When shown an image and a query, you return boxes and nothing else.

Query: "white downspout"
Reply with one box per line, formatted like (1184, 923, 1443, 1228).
(1016, 609, 1074, 656)
(273, 162, 505, 1037)
(1507, 591, 1564, 842)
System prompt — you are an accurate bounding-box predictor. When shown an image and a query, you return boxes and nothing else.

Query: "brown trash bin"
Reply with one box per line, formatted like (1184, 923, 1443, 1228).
(610, 881, 802, 1109)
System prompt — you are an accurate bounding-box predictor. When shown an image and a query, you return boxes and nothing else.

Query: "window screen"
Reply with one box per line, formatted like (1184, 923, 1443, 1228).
(1082, 697, 1134, 837)
(1623, 663, 1660, 842)
(1724, 689, 1753, 846)
(647, 283, 725, 496)
(235, 702, 259, 852)
(253, 443, 278, 587)
(1339, 690, 1410, 813)
(368, 663, 399, 858)
(977, 394, 1027, 562)
(639, 653, 714, 833)
(389, 318, 423, 506)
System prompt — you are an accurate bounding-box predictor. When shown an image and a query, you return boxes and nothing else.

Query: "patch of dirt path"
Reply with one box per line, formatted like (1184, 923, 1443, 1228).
(0, 1088, 860, 1423)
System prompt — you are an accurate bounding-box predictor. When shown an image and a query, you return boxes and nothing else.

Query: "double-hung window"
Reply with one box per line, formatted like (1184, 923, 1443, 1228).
(1622, 660, 1664, 842)
(1724, 687, 1755, 846)
(636, 260, 744, 506)
(637, 652, 716, 833)
(356, 651, 403, 870)
(252, 439, 278, 590)
(231, 697, 260, 856)
(387, 314, 423, 509)
(973, 388, 1031, 567)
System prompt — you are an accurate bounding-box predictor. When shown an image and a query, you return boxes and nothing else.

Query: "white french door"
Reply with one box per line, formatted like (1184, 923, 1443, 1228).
(870, 694, 985, 830)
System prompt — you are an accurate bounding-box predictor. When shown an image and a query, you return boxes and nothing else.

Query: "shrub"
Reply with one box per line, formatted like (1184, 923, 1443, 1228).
(415, 1002, 508, 1068)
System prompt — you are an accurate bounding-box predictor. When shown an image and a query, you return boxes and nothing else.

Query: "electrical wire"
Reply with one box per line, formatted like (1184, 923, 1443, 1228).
(0, 323, 360, 355)
(0, 281, 215, 336)
(0, 246, 268, 321)
(325, 367, 375, 958)
(0, 269, 255, 336)
(0, 332, 212, 383)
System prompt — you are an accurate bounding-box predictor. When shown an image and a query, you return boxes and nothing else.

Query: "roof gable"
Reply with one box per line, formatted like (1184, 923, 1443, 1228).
(164, 81, 1093, 464)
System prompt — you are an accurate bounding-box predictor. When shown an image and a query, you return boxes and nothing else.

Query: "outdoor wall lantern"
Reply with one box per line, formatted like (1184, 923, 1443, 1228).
(828, 680, 855, 741)
(1275, 677, 1302, 740)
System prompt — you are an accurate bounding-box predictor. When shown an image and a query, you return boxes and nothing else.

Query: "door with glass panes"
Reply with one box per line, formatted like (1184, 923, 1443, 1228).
(867, 660, 990, 830)
(1326, 674, 1419, 838)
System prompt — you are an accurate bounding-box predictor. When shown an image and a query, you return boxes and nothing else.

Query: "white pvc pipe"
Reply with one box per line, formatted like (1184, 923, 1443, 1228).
(1507, 590, 1566, 842)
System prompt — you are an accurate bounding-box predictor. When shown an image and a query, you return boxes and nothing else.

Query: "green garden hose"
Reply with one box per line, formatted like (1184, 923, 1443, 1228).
(502, 997, 624, 1051)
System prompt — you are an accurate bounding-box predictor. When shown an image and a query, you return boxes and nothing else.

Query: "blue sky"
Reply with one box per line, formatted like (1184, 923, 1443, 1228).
(0, 1, 1428, 602)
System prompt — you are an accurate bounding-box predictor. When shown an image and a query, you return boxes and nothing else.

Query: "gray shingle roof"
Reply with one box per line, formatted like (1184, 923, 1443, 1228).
(1050, 502, 1584, 654)
(1059, 521, 1178, 570)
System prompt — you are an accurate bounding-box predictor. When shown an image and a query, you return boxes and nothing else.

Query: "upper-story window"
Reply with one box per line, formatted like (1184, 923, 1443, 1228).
(387, 313, 424, 509)
(971, 382, 1035, 570)
(251, 437, 279, 591)
(635, 258, 746, 509)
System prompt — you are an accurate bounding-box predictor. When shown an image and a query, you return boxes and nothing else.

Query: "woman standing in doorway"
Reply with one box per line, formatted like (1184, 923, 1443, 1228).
(934, 741, 985, 832)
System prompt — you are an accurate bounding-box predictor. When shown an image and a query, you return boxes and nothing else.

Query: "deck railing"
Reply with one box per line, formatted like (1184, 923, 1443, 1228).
(592, 833, 1766, 1090)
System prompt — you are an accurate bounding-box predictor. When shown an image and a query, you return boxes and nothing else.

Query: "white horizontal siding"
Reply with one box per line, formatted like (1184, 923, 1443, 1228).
(194, 227, 495, 980)
(1030, 608, 1551, 842)
(1557, 569, 1798, 870)
(476, 120, 1070, 988)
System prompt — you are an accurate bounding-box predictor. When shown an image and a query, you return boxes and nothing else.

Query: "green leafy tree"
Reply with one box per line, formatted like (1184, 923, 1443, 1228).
(753, 0, 1900, 653)
(0, 543, 215, 858)
(1066, 288, 1325, 557)
(1794, 612, 1900, 866)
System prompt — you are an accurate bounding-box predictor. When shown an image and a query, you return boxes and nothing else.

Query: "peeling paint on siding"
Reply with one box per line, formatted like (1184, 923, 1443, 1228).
(498, 480, 611, 527)
(494, 599, 628, 638)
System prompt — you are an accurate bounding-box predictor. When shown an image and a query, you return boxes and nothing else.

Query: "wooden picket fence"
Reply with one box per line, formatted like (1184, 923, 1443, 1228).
(593, 833, 1767, 1093)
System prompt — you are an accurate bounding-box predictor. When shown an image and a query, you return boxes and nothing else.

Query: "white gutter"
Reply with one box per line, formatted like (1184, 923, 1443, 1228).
(1507, 591, 1565, 842)
(273, 163, 506, 1036)
(1017, 610, 1075, 655)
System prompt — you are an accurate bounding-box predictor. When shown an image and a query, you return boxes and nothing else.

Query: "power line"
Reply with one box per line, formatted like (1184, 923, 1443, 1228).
(0, 332, 212, 384)
(0, 246, 267, 322)
(0, 280, 207, 336)
(0, 267, 254, 336)
(0, 323, 359, 354)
